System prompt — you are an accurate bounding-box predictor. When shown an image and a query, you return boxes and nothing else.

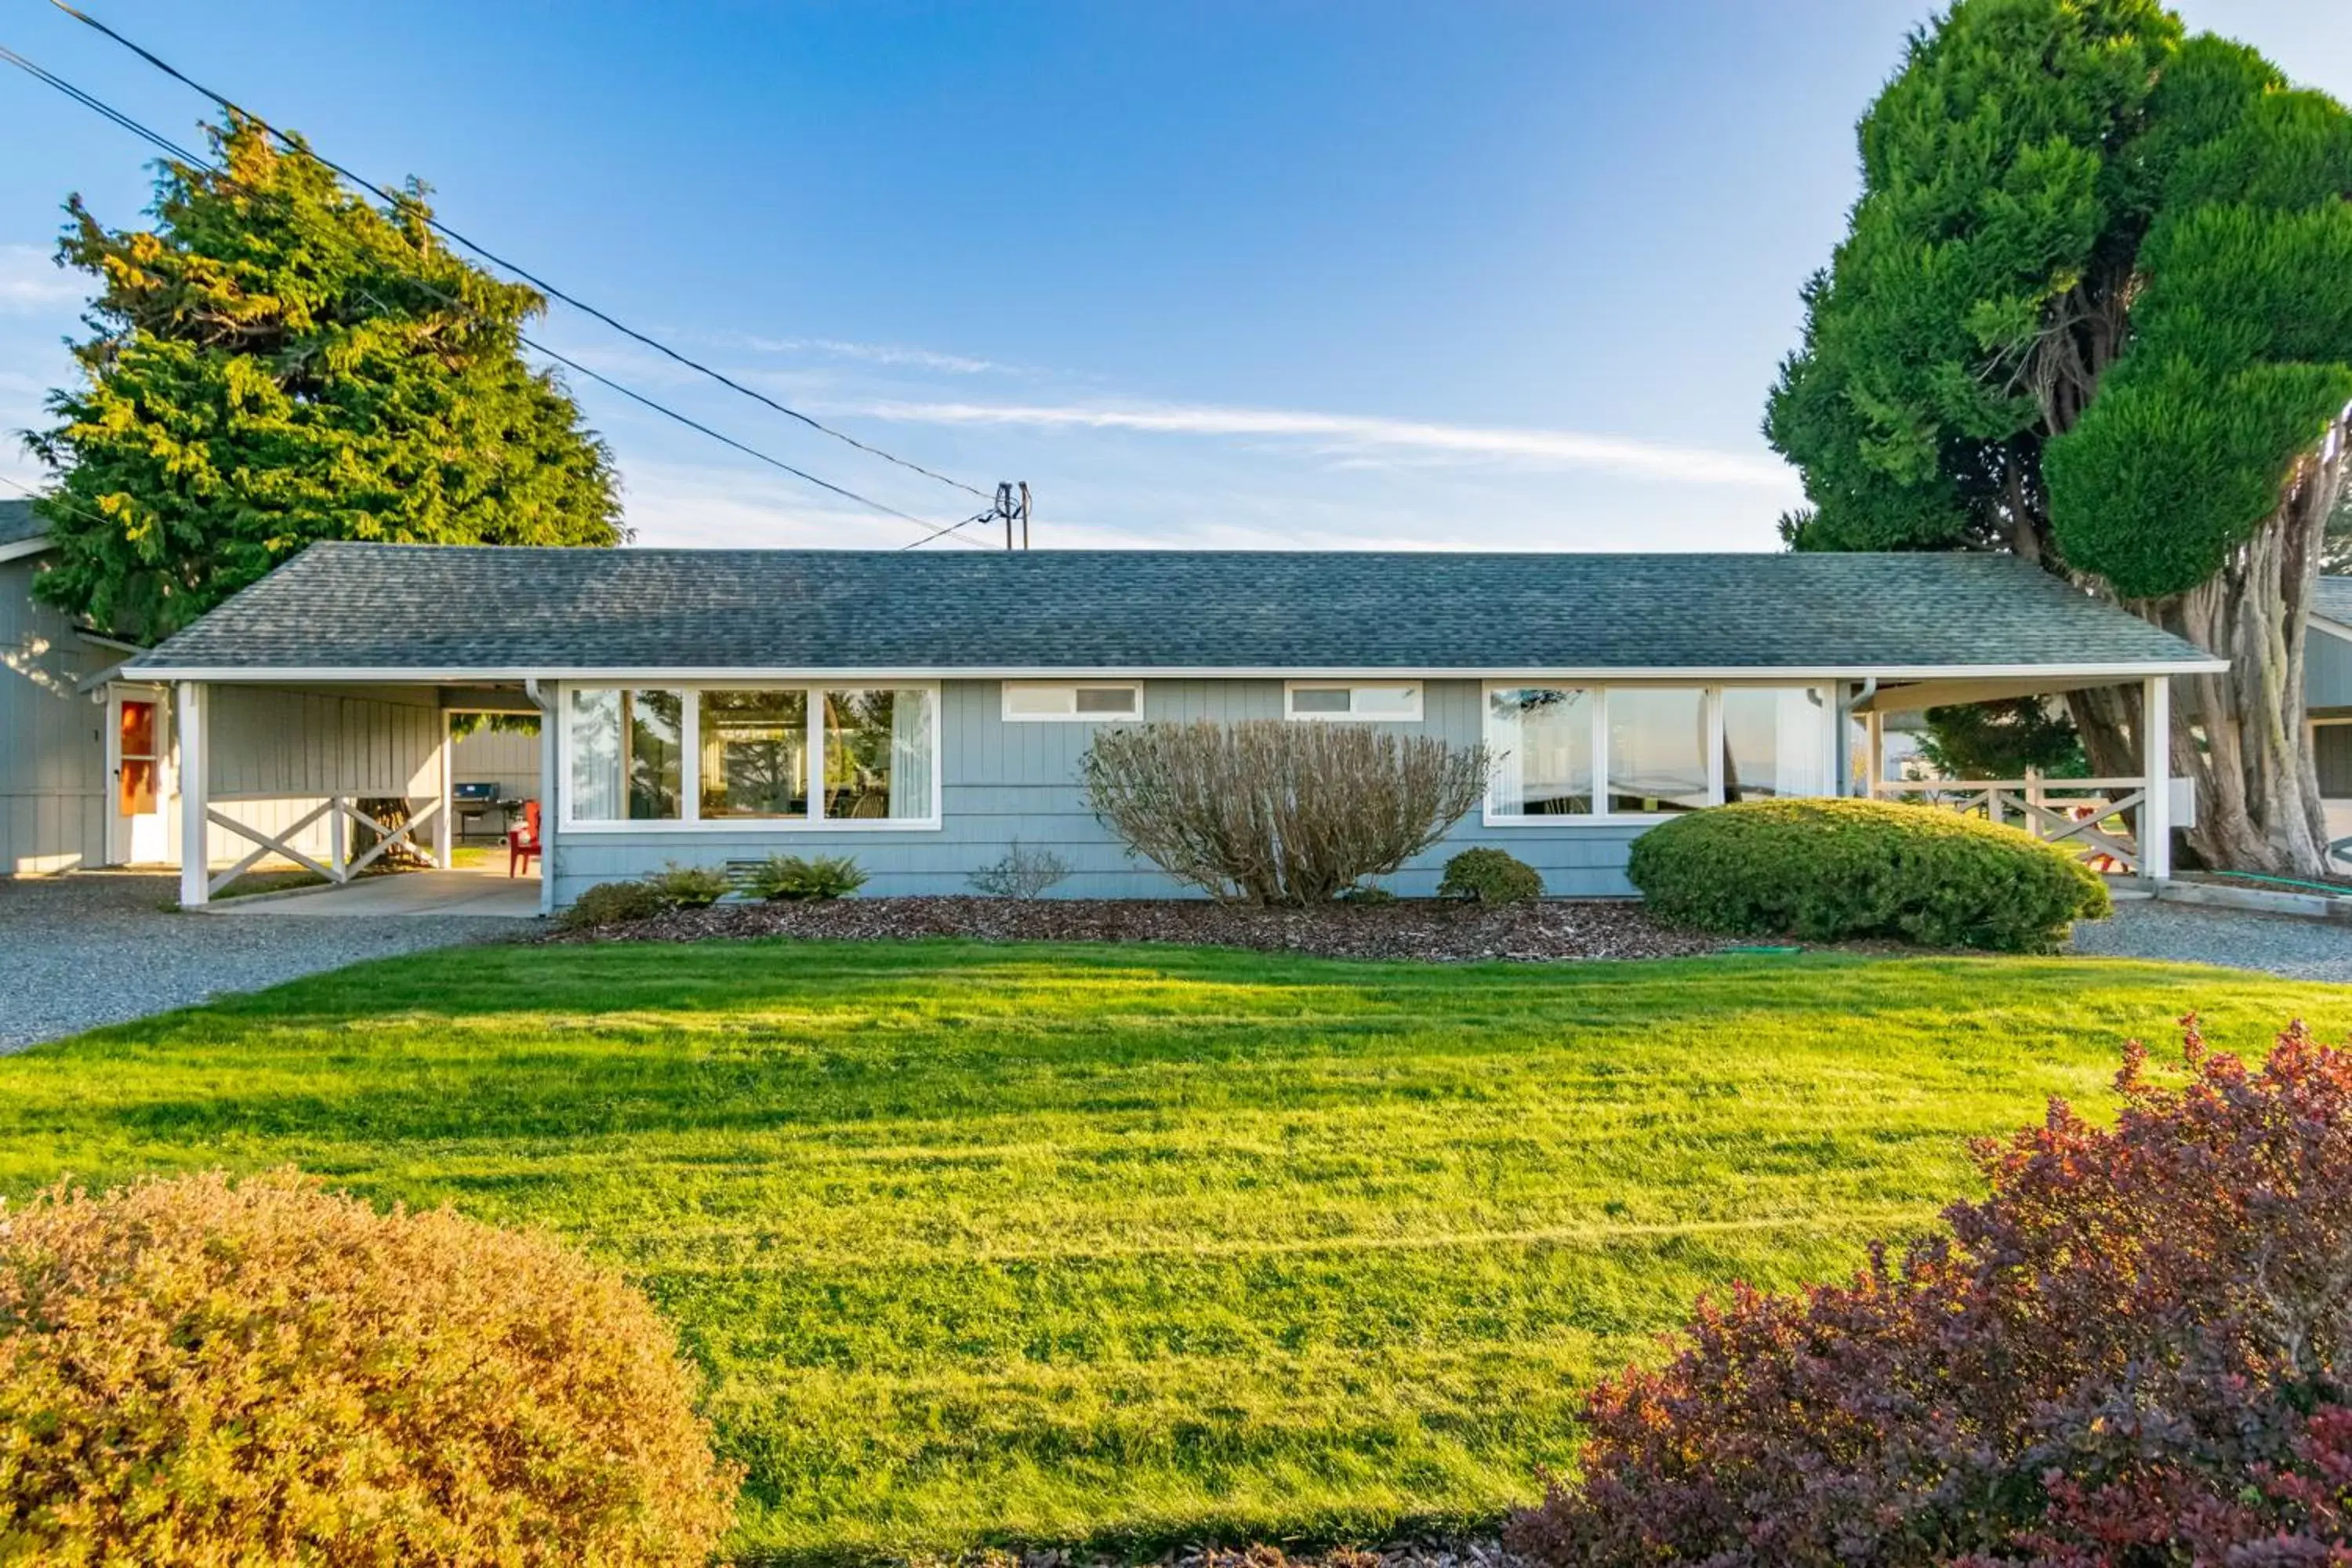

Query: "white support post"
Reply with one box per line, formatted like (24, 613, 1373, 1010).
(1864, 710, 1885, 797)
(433, 712, 455, 870)
(176, 682, 208, 909)
(534, 681, 558, 917)
(2143, 673, 2172, 881)
(329, 793, 349, 884)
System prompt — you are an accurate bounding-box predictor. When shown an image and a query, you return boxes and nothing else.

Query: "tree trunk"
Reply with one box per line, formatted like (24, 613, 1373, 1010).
(2063, 685, 2140, 781)
(2144, 420, 2350, 877)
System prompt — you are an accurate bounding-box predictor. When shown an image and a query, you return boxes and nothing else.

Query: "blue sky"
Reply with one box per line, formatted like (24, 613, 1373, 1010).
(0, 1, 2343, 554)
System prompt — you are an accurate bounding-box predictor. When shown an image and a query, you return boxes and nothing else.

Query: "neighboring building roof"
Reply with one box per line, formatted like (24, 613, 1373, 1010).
(2315, 576, 2352, 630)
(0, 499, 43, 549)
(133, 542, 2222, 678)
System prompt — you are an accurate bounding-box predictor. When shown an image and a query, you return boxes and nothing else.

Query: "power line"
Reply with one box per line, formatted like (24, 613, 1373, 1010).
(0, 42, 991, 547)
(0, 468, 132, 537)
(51, 2, 999, 506)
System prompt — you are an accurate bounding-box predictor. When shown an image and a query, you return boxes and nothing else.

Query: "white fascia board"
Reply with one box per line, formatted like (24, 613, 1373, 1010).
(0, 536, 53, 565)
(127, 658, 2234, 684)
(2310, 615, 2352, 647)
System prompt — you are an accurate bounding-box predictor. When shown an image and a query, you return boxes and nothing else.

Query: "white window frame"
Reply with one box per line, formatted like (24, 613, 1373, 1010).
(1480, 681, 1836, 826)
(557, 681, 944, 833)
(1000, 680, 1145, 722)
(1283, 680, 1425, 722)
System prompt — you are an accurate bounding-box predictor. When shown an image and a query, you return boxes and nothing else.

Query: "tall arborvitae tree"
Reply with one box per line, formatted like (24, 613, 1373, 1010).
(1768, 0, 2352, 874)
(28, 117, 622, 641)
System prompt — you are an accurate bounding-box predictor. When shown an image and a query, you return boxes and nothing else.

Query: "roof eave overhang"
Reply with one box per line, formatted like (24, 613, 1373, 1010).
(124, 658, 2234, 684)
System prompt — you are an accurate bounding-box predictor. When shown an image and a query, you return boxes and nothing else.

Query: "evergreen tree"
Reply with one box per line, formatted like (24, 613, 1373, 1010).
(28, 117, 622, 641)
(1767, 0, 2352, 873)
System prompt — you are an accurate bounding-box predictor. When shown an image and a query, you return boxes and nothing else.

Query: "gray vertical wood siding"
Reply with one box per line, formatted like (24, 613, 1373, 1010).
(2311, 623, 2352, 716)
(448, 725, 540, 835)
(0, 554, 107, 873)
(187, 684, 445, 869)
(550, 677, 1651, 904)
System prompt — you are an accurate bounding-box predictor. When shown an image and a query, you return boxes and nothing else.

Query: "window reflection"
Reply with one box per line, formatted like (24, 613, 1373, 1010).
(699, 690, 808, 818)
(1606, 688, 1708, 814)
(824, 688, 935, 821)
(1486, 687, 1593, 815)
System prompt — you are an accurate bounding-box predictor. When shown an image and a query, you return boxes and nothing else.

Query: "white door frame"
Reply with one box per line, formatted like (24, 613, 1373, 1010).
(105, 681, 172, 866)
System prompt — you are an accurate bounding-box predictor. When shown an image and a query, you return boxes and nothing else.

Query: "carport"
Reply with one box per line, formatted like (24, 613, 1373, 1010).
(162, 677, 545, 913)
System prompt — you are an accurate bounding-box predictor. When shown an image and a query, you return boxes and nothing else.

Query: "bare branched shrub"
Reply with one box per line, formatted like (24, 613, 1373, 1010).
(1080, 719, 1489, 904)
(968, 840, 1072, 900)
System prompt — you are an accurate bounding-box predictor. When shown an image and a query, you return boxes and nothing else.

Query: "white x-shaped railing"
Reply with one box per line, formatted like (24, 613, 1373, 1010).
(204, 794, 445, 898)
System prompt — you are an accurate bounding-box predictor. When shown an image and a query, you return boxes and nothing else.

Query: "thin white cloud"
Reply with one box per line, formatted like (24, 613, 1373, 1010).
(735, 336, 1017, 376)
(0, 245, 82, 314)
(834, 398, 1798, 488)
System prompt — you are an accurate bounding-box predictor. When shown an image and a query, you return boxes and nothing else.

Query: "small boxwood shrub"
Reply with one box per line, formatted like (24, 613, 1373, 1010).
(0, 1168, 738, 1565)
(644, 862, 731, 909)
(1625, 797, 2109, 952)
(1507, 1019, 2352, 1566)
(742, 852, 867, 902)
(557, 878, 673, 931)
(1439, 847, 1543, 905)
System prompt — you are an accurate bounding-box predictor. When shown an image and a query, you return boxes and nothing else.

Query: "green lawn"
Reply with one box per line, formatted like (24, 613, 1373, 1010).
(2, 941, 2345, 1562)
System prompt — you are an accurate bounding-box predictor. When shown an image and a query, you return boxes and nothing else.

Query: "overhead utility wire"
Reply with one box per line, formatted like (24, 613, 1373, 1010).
(52, 2, 997, 507)
(0, 42, 991, 546)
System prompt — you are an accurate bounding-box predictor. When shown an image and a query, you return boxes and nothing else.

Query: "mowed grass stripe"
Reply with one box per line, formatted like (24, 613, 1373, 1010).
(2, 940, 2343, 1561)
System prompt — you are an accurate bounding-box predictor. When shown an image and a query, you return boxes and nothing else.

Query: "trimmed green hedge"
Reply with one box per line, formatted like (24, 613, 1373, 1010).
(1626, 798, 2112, 953)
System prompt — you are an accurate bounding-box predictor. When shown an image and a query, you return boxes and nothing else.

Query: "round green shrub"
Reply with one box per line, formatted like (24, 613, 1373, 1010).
(0, 1169, 739, 1565)
(557, 879, 673, 931)
(1625, 797, 2111, 953)
(1439, 847, 1544, 905)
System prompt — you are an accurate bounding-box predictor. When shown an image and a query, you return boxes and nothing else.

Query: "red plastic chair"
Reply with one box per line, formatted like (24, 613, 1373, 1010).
(507, 800, 543, 878)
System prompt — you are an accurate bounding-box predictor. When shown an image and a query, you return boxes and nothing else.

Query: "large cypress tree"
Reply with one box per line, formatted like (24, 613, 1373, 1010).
(28, 117, 622, 641)
(1767, 0, 2352, 873)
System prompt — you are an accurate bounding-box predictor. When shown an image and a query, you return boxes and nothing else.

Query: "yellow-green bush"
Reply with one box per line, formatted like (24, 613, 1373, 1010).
(1625, 797, 2111, 953)
(0, 1169, 737, 1566)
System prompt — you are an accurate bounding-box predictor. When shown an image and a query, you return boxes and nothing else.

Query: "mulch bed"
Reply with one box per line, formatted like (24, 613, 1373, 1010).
(538, 895, 1728, 964)
(935, 1537, 1525, 1568)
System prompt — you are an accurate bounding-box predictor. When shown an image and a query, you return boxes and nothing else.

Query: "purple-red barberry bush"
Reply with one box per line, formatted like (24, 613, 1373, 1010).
(1506, 1018, 2352, 1566)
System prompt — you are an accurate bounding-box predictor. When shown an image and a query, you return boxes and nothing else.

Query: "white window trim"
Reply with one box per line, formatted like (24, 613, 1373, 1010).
(1000, 680, 1145, 722)
(1283, 679, 1425, 722)
(557, 680, 943, 833)
(1479, 681, 1837, 827)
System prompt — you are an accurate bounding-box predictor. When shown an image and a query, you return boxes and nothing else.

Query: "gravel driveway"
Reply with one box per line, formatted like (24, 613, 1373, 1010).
(0, 873, 523, 1054)
(2068, 897, 2352, 982)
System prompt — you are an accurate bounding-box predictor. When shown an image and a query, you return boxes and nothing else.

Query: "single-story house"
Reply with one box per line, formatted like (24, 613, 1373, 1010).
(0, 505, 529, 879)
(121, 543, 2222, 911)
(2307, 576, 2352, 851)
(1, 497, 164, 873)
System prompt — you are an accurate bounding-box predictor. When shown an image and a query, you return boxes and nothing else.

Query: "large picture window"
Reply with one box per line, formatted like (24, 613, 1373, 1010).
(564, 683, 940, 829)
(1486, 687, 1595, 816)
(1721, 687, 1831, 802)
(568, 688, 684, 822)
(1483, 682, 1835, 822)
(824, 688, 936, 822)
(699, 690, 808, 818)
(1606, 688, 1708, 814)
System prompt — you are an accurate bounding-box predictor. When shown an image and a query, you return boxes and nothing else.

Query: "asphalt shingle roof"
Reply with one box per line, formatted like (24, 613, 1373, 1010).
(134, 543, 2217, 676)
(0, 499, 42, 548)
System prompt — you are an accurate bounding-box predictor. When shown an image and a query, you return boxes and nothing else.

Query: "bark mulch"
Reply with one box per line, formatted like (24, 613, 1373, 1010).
(931, 1536, 1526, 1568)
(539, 895, 1726, 964)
